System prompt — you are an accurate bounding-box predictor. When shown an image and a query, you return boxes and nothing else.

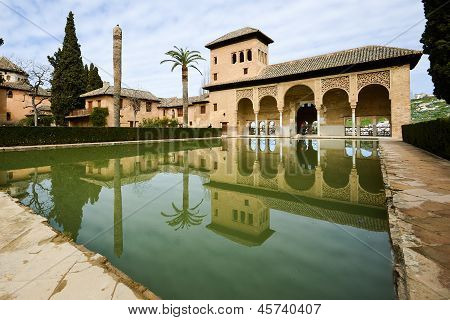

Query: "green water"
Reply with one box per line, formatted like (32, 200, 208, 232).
(0, 138, 395, 299)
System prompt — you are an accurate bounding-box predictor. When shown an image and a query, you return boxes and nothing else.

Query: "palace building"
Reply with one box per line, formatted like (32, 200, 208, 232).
(68, 27, 422, 139)
(203, 27, 422, 139)
(0, 57, 51, 124)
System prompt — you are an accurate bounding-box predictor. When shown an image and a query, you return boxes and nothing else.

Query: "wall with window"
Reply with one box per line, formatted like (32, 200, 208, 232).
(0, 87, 50, 124)
(209, 38, 269, 84)
(0, 70, 26, 83)
(77, 95, 160, 127)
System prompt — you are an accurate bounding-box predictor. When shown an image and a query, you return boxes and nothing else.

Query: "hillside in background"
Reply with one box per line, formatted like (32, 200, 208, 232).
(411, 95, 450, 123)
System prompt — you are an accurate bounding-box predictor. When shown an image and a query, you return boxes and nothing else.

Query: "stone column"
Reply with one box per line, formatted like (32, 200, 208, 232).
(113, 25, 122, 128)
(317, 140, 321, 166)
(352, 140, 356, 167)
(316, 107, 321, 137)
(351, 103, 357, 137)
(279, 111, 283, 137)
(255, 112, 259, 136)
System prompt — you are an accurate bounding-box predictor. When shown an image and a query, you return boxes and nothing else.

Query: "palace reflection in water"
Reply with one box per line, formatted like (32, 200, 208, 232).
(0, 139, 393, 299)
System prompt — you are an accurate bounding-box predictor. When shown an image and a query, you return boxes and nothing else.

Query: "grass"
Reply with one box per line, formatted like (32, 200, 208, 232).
(411, 95, 450, 123)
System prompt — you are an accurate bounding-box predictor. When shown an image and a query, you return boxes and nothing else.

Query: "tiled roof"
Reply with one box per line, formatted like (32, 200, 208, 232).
(0, 56, 27, 75)
(205, 27, 273, 49)
(159, 93, 209, 108)
(0, 81, 51, 97)
(204, 45, 422, 89)
(26, 105, 52, 116)
(80, 84, 160, 101)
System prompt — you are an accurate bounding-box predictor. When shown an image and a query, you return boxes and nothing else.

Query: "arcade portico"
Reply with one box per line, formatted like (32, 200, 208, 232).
(204, 28, 422, 139)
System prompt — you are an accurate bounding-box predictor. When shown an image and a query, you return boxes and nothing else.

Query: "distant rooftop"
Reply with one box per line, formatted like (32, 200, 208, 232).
(80, 82, 160, 101)
(205, 27, 274, 49)
(0, 56, 27, 75)
(204, 45, 422, 90)
(159, 94, 209, 108)
(0, 81, 50, 97)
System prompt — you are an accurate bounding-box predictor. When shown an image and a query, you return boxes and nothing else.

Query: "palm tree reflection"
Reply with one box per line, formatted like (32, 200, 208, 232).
(161, 151, 206, 230)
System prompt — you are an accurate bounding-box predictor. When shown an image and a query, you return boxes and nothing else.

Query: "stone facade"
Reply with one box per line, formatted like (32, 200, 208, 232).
(69, 27, 420, 139)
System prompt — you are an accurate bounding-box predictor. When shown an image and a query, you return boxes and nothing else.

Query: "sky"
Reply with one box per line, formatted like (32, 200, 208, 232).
(0, 0, 434, 98)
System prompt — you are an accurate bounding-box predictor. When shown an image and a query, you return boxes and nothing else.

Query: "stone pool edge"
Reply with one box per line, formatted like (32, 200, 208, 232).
(379, 141, 450, 300)
(378, 145, 408, 299)
(0, 192, 160, 300)
(0, 136, 222, 152)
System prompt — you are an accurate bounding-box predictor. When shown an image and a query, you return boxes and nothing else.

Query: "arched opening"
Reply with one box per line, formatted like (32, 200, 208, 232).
(296, 103, 317, 135)
(322, 88, 350, 136)
(258, 96, 278, 136)
(258, 139, 279, 179)
(284, 85, 315, 135)
(322, 148, 352, 188)
(247, 50, 252, 61)
(284, 140, 317, 191)
(237, 139, 255, 176)
(357, 84, 391, 137)
(237, 98, 254, 135)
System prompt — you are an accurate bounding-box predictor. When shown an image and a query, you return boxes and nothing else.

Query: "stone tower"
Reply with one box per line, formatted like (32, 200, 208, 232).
(113, 25, 122, 127)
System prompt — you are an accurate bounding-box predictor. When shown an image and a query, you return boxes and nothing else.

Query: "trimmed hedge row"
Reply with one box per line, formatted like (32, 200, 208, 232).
(402, 117, 450, 160)
(0, 127, 222, 147)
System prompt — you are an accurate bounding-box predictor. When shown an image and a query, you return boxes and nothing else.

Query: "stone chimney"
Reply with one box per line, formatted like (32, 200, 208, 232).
(113, 24, 122, 127)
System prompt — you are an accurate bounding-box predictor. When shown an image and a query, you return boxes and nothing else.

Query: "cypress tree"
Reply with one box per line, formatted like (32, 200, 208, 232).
(86, 62, 103, 91)
(48, 11, 85, 125)
(420, 0, 450, 103)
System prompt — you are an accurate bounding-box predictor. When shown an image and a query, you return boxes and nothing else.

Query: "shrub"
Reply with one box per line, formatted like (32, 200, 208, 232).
(0, 127, 222, 147)
(90, 107, 109, 127)
(402, 117, 450, 160)
(139, 117, 179, 128)
(16, 117, 34, 127)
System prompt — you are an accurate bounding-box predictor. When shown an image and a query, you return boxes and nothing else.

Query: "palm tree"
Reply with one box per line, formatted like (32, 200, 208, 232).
(161, 151, 206, 230)
(161, 47, 205, 127)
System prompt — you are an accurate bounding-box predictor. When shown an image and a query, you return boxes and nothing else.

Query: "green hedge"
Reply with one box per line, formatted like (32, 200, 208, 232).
(0, 127, 222, 147)
(402, 117, 450, 160)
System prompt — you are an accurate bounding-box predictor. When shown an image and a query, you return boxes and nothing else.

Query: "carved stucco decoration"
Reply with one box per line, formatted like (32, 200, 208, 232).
(258, 85, 278, 100)
(236, 88, 253, 102)
(357, 70, 390, 90)
(321, 76, 350, 94)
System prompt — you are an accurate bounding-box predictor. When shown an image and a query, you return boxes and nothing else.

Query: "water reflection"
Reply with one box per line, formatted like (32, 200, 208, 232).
(161, 151, 206, 230)
(0, 138, 393, 299)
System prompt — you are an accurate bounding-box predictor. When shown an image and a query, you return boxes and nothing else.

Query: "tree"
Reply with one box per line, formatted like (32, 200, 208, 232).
(161, 47, 205, 127)
(48, 11, 85, 125)
(17, 60, 52, 126)
(90, 107, 109, 126)
(86, 63, 103, 92)
(420, 0, 450, 103)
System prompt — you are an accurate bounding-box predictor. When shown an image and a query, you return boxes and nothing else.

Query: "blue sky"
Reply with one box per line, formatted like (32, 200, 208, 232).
(0, 0, 433, 98)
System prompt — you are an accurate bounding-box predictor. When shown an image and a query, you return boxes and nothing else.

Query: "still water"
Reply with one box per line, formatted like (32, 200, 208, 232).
(0, 138, 395, 299)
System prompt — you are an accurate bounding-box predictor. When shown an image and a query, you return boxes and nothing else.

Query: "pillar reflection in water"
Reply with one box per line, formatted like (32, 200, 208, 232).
(113, 158, 123, 257)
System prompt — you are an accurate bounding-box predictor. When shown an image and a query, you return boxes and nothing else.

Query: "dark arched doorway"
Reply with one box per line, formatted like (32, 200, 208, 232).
(296, 104, 317, 134)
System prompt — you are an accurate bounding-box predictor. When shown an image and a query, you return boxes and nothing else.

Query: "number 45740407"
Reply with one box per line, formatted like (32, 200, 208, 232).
(257, 303, 321, 315)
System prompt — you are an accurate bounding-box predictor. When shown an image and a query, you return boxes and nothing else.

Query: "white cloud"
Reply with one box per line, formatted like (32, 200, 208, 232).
(0, 0, 433, 97)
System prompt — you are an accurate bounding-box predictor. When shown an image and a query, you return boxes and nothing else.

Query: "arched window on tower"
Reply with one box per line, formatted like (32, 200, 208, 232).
(247, 49, 252, 61)
(7, 90, 13, 98)
(239, 51, 244, 63)
(231, 53, 237, 64)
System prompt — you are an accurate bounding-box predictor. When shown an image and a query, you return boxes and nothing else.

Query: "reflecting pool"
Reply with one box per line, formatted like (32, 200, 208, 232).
(0, 138, 395, 299)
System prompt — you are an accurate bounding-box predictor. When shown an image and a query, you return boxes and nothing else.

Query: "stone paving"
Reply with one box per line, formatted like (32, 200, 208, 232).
(380, 141, 450, 299)
(0, 192, 159, 300)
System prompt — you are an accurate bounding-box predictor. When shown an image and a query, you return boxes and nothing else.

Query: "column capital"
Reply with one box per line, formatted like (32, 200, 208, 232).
(350, 103, 357, 109)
